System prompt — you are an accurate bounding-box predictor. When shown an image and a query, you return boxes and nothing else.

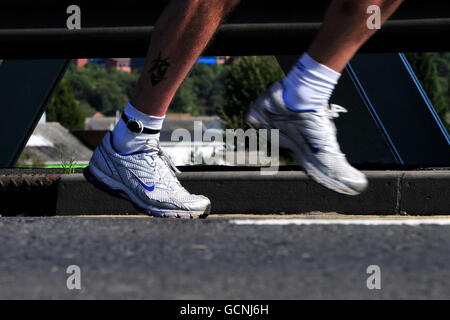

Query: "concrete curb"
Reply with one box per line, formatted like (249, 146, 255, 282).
(1, 171, 448, 216)
(400, 171, 450, 215)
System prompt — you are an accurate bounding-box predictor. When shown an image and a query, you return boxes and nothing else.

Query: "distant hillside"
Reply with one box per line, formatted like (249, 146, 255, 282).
(58, 54, 450, 130)
(64, 61, 229, 117)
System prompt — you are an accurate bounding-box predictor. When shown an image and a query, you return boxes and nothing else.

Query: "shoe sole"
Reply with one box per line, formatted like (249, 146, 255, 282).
(246, 101, 361, 196)
(83, 165, 210, 219)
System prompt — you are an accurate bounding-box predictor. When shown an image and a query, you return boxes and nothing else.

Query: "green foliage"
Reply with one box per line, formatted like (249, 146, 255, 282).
(406, 53, 449, 130)
(435, 53, 450, 119)
(218, 56, 284, 129)
(170, 63, 228, 115)
(79, 100, 96, 117)
(171, 78, 198, 115)
(60, 152, 77, 174)
(56, 54, 450, 134)
(64, 61, 228, 116)
(64, 63, 138, 116)
(46, 80, 85, 130)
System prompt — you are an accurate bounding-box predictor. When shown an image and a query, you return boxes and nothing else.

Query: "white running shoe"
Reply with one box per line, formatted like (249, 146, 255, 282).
(84, 132, 211, 218)
(246, 82, 368, 195)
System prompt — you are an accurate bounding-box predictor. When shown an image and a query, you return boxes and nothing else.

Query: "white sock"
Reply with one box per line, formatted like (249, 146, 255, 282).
(282, 53, 341, 111)
(111, 102, 165, 154)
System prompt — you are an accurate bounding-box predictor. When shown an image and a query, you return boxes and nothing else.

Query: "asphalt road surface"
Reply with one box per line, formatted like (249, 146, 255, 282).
(0, 216, 448, 299)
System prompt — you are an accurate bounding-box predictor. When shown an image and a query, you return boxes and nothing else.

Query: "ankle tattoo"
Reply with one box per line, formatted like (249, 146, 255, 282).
(148, 52, 171, 86)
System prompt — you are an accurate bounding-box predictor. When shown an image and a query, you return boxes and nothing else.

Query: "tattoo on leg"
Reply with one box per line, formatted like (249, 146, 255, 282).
(148, 52, 171, 86)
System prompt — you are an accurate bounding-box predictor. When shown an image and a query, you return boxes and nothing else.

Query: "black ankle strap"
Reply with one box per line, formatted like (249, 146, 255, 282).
(121, 113, 160, 135)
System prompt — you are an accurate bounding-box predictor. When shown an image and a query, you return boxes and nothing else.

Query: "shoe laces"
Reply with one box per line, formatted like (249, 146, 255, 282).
(313, 104, 348, 155)
(327, 104, 348, 119)
(143, 139, 184, 190)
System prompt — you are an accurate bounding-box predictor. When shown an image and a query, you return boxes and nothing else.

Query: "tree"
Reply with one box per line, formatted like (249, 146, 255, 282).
(406, 53, 449, 130)
(169, 62, 229, 115)
(170, 78, 199, 115)
(435, 53, 450, 114)
(63, 60, 231, 117)
(218, 56, 284, 129)
(64, 63, 139, 116)
(190, 63, 227, 115)
(90, 78, 128, 115)
(46, 80, 85, 130)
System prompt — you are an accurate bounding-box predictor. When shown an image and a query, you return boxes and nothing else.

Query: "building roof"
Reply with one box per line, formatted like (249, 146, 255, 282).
(92, 112, 105, 118)
(84, 115, 223, 142)
(85, 116, 119, 131)
(108, 58, 131, 63)
(19, 122, 93, 166)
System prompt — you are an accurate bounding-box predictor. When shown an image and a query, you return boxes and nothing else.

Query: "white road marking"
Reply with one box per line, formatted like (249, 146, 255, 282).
(230, 218, 450, 226)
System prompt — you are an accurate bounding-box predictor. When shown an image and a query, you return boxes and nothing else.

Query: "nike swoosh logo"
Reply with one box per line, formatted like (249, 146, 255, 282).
(130, 171, 155, 192)
(305, 139, 321, 154)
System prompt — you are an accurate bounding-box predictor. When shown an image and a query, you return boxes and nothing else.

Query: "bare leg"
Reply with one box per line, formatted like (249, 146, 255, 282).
(246, 0, 405, 195)
(88, 0, 241, 217)
(309, 0, 404, 73)
(131, 0, 240, 117)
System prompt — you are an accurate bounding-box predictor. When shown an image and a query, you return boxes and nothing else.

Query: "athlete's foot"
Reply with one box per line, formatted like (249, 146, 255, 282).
(84, 132, 211, 218)
(246, 82, 368, 195)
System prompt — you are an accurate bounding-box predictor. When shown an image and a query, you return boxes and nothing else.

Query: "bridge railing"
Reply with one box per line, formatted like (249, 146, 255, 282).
(0, 0, 449, 58)
(0, 0, 449, 168)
